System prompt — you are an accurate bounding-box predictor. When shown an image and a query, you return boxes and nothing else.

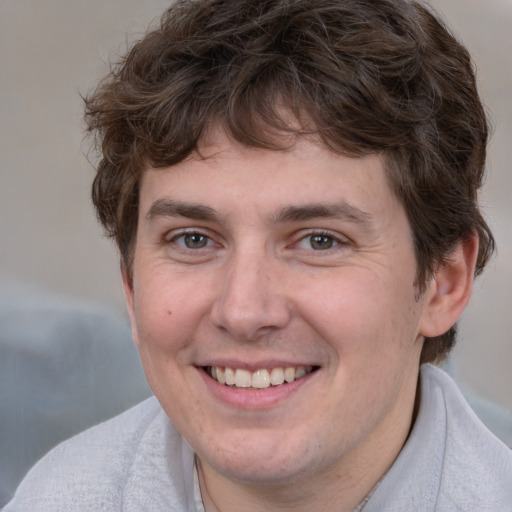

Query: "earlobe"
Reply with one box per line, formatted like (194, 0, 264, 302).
(419, 234, 479, 338)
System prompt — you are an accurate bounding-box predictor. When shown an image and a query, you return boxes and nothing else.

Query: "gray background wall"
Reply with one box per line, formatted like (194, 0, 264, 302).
(1, 0, 511, 409)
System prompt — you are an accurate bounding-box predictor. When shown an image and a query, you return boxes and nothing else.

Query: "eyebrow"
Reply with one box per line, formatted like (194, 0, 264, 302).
(146, 198, 373, 227)
(146, 199, 220, 222)
(274, 202, 373, 226)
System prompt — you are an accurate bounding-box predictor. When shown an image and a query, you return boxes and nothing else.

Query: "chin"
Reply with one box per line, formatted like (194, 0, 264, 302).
(198, 432, 335, 488)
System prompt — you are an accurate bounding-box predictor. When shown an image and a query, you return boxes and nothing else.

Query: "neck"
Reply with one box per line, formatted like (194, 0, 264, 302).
(198, 458, 379, 512)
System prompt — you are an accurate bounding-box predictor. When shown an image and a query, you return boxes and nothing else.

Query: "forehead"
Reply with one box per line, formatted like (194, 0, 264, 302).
(138, 128, 402, 228)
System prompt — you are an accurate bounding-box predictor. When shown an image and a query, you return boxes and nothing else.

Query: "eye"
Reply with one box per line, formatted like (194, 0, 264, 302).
(308, 234, 336, 250)
(295, 232, 344, 251)
(174, 232, 213, 249)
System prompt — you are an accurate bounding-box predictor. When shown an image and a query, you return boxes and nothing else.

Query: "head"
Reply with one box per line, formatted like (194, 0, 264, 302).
(86, 0, 494, 365)
(85, 1, 495, 500)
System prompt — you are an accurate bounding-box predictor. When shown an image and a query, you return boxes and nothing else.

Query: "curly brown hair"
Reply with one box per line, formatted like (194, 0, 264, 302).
(85, 0, 495, 364)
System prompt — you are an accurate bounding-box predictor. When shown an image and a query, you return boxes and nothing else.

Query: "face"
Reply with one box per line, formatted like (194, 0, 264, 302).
(124, 130, 432, 489)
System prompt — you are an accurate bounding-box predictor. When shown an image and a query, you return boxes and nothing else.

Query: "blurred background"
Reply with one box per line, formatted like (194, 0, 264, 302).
(1, 1, 510, 408)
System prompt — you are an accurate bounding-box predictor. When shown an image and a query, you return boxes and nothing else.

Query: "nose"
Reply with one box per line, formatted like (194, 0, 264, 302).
(210, 249, 291, 341)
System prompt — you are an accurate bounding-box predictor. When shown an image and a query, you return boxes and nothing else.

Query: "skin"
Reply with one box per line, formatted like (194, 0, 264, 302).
(123, 129, 477, 512)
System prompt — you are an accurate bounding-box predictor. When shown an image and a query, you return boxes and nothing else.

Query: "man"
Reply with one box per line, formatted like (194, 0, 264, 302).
(6, 0, 512, 510)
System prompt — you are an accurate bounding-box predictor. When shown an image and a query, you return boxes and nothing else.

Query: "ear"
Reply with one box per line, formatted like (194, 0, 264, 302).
(419, 234, 479, 338)
(121, 263, 140, 348)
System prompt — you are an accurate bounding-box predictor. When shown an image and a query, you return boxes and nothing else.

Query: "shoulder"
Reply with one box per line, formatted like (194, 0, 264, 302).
(4, 397, 195, 511)
(422, 364, 512, 510)
(366, 365, 512, 511)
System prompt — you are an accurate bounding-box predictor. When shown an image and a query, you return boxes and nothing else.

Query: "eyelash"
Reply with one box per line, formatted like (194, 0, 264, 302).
(166, 230, 219, 250)
(293, 231, 348, 252)
(164, 229, 350, 254)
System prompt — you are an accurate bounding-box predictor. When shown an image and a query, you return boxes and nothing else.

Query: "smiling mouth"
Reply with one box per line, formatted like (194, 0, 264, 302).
(203, 366, 318, 389)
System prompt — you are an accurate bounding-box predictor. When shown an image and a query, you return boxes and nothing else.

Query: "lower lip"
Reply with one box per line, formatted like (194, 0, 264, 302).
(198, 368, 317, 410)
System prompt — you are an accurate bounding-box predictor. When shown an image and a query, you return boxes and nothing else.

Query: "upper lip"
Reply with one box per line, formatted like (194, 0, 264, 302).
(196, 359, 321, 371)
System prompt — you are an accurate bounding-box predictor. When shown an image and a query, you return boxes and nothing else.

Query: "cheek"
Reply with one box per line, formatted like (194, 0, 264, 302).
(130, 272, 206, 403)
(298, 269, 419, 356)
(132, 269, 214, 354)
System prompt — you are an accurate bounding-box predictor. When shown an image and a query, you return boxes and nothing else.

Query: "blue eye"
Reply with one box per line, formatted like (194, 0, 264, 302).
(175, 233, 211, 249)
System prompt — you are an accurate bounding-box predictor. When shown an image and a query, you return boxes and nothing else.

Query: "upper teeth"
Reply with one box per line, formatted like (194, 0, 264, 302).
(209, 366, 312, 389)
